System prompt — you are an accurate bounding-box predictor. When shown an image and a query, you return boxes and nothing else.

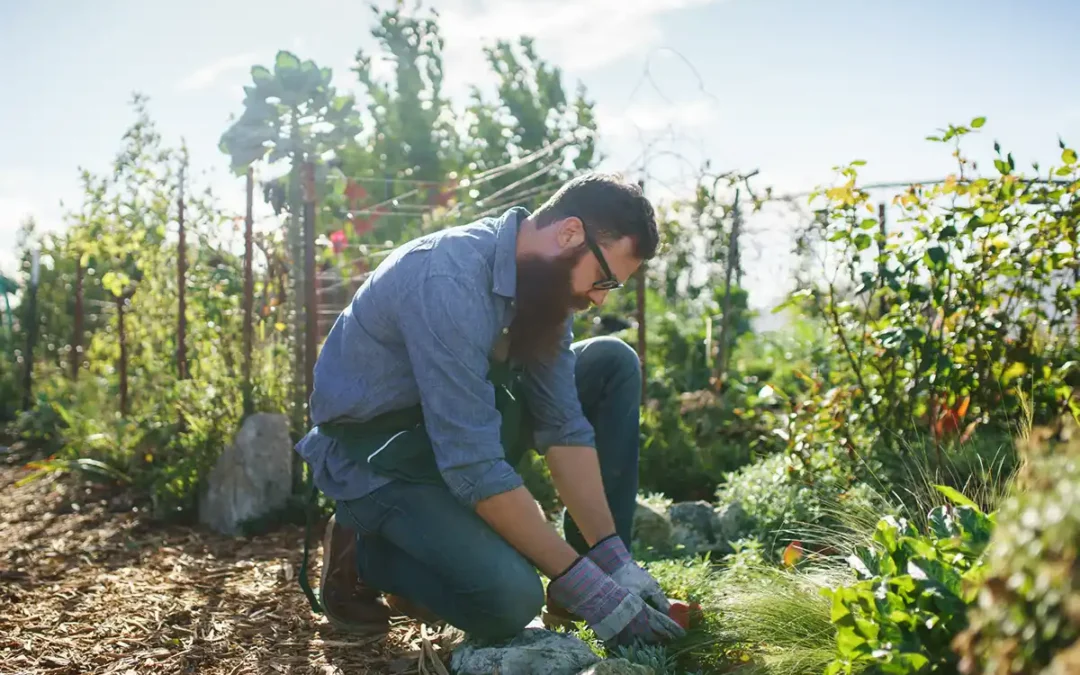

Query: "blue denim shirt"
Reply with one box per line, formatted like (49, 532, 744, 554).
(295, 206, 597, 508)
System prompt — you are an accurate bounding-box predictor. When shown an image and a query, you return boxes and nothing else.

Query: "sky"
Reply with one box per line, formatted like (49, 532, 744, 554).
(2, 0, 1078, 315)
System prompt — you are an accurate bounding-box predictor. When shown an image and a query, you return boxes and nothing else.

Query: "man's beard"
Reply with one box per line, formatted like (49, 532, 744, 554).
(507, 247, 590, 366)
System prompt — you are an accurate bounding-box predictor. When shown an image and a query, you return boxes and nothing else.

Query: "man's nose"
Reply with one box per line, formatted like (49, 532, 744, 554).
(587, 289, 609, 307)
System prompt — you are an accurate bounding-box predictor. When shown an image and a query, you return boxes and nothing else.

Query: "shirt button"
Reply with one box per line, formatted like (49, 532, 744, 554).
(502, 327, 509, 335)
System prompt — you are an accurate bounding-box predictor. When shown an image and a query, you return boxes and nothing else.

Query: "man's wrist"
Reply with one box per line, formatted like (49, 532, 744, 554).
(588, 533, 632, 574)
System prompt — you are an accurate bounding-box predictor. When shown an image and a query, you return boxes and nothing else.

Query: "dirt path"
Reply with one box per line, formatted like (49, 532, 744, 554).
(0, 449, 457, 674)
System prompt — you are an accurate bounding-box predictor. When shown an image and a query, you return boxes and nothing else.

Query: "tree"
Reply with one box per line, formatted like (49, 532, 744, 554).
(465, 37, 599, 211)
(333, 1, 461, 246)
(219, 51, 362, 425)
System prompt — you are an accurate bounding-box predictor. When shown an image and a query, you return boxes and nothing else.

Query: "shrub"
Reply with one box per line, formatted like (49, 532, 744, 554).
(952, 418, 1080, 674)
(784, 121, 1080, 454)
(715, 448, 892, 559)
(822, 488, 993, 674)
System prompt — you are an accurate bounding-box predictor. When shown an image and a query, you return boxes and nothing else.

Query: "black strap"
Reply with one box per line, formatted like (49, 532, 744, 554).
(297, 479, 323, 614)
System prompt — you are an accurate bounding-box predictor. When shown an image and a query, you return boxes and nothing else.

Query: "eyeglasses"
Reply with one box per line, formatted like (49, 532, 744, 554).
(581, 222, 622, 290)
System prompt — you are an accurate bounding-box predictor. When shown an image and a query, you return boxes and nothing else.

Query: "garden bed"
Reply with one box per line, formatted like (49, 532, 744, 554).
(0, 450, 463, 675)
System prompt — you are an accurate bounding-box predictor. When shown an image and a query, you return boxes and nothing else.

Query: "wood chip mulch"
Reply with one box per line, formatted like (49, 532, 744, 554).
(0, 447, 461, 675)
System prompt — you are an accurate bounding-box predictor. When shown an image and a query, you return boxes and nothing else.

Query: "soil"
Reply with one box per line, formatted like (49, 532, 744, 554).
(0, 445, 460, 675)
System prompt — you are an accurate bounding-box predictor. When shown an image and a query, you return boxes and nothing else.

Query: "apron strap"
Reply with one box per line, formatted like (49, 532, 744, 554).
(297, 478, 323, 615)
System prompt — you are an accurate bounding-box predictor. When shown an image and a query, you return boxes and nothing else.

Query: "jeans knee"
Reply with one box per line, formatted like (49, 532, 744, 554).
(590, 336, 642, 386)
(469, 563, 544, 641)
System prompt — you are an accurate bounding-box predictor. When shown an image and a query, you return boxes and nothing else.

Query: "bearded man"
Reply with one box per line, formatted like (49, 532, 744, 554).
(294, 172, 685, 647)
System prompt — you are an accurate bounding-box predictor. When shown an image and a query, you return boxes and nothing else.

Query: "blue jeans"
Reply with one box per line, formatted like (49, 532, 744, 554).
(334, 336, 642, 641)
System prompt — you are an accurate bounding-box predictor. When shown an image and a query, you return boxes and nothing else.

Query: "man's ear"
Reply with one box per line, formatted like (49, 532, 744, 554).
(554, 217, 584, 251)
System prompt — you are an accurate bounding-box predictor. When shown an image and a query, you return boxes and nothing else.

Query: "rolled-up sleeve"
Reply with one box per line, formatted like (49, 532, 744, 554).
(521, 319, 596, 452)
(397, 272, 524, 508)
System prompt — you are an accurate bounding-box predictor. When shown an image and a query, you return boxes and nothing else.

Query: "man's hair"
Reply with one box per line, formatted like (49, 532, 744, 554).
(531, 172, 660, 260)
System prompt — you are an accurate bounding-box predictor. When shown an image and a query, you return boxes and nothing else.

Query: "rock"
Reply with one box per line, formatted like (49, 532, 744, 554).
(715, 500, 746, 540)
(633, 499, 673, 552)
(576, 659, 655, 674)
(669, 500, 718, 554)
(198, 413, 293, 536)
(668, 499, 745, 556)
(450, 628, 601, 675)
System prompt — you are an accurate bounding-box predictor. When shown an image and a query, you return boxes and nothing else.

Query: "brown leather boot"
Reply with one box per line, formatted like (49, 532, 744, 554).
(385, 593, 444, 627)
(319, 514, 391, 634)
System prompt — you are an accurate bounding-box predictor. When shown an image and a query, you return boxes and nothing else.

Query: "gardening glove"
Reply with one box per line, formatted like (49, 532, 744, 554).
(588, 534, 671, 614)
(547, 553, 686, 646)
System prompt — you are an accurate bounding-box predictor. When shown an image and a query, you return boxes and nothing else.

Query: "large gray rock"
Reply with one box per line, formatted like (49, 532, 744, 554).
(450, 628, 601, 675)
(715, 500, 746, 540)
(198, 413, 293, 535)
(669, 501, 717, 551)
(632, 500, 673, 552)
(669, 500, 745, 555)
(577, 659, 655, 674)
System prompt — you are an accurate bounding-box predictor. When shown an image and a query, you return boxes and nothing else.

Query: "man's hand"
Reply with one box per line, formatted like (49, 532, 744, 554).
(588, 534, 670, 613)
(474, 485, 580, 578)
(547, 553, 685, 646)
(545, 445, 618, 546)
(545, 445, 670, 612)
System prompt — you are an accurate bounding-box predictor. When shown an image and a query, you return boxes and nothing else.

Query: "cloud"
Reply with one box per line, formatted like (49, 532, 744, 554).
(176, 52, 258, 92)
(597, 99, 716, 139)
(436, 0, 723, 93)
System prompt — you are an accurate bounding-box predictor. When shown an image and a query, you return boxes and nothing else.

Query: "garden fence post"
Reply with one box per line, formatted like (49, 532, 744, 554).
(243, 166, 255, 417)
(72, 257, 83, 380)
(636, 178, 647, 405)
(302, 162, 317, 423)
(177, 162, 188, 380)
(715, 187, 742, 389)
(21, 248, 39, 411)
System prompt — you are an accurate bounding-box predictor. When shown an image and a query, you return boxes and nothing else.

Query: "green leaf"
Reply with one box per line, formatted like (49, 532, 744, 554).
(836, 625, 868, 656)
(926, 245, 947, 267)
(1063, 148, 1078, 165)
(939, 225, 958, 239)
(932, 484, 978, 510)
(971, 116, 986, 128)
(275, 50, 301, 73)
(928, 506, 954, 539)
(251, 65, 273, 84)
(906, 653, 930, 671)
(831, 590, 853, 622)
(854, 233, 873, 251)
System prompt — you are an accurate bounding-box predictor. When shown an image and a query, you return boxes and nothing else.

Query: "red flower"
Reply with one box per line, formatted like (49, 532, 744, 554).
(329, 229, 347, 253)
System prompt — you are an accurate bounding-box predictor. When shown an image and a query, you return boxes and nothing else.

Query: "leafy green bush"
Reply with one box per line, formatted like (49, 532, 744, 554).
(786, 120, 1080, 452)
(637, 310, 834, 502)
(823, 488, 993, 674)
(871, 430, 1020, 530)
(715, 448, 891, 559)
(952, 420, 1080, 674)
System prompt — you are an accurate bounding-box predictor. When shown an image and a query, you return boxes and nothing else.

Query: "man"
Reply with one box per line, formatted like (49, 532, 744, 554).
(295, 173, 685, 647)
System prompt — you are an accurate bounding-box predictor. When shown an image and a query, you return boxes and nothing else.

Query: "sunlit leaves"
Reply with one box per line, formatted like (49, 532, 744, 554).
(801, 116, 1080, 446)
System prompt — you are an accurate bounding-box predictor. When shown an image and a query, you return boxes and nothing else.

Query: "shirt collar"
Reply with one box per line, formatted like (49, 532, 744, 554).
(492, 206, 529, 299)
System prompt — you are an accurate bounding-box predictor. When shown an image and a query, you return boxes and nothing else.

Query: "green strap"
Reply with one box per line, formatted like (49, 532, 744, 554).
(297, 479, 323, 614)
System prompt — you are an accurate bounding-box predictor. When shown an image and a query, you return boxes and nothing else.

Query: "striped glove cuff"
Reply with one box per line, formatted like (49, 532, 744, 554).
(588, 533, 632, 575)
(547, 554, 641, 642)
